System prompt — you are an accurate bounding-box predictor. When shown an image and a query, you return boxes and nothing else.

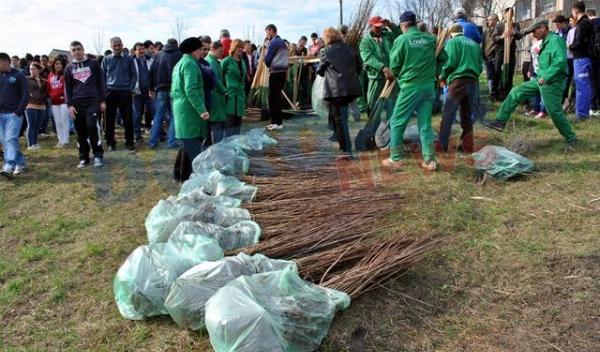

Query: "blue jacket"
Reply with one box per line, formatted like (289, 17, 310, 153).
(101, 53, 137, 91)
(456, 18, 482, 44)
(0, 69, 29, 116)
(264, 35, 288, 72)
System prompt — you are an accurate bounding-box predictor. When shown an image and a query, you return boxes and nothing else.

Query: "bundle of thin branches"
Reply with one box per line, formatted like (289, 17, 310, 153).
(247, 49, 270, 108)
(322, 236, 449, 298)
(247, 152, 341, 178)
(346, 0, 377, 49)
(294, 235, 419, 284)
(233, 218, 398, 259)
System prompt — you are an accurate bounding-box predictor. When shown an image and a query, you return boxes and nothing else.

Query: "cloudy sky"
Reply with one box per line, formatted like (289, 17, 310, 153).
(1, 0, 387, 56)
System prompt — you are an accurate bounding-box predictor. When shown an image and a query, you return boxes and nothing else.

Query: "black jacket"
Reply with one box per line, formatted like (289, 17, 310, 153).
(492, 22, 522, 56)
(149, 42, 182, 92)
(317, 41, 362, 103)
(569, 15, 595, 58)
(64, 58, 106, 105)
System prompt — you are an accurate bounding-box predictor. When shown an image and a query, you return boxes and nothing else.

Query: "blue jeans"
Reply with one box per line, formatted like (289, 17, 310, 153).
(0, 113, 26, 168)
(149, 90, 176, 147)
(133, 93, 155, 140)
(210, 121, 226, 144)
(574, 57, 592, 119)
(25, 108, 46, 147)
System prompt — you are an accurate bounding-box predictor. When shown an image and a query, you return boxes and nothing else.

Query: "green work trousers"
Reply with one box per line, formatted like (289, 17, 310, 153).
(496, 79, 576, 143)
(389, 84, 437, 162)
(367, 78, 386, 118)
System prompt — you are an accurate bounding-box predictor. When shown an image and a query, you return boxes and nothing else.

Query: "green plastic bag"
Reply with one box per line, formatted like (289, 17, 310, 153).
(179, 171, 257, 203)
(169, 220, 261, 251)
(192, 143, 250, 176)
(146, 196, 251, 244)
(113, 235, 224, 320)
(311, 76, 329, 119)
(473, 146, 534, 181)
(221, 128, 278, 151)
(205, 267, 351, 352)
(164, 253, 296, 331)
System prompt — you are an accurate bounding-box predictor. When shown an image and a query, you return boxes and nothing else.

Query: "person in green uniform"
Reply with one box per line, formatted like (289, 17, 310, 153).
(437, 24, 483, 153)
(222, 39, 247, 137)
(483, 19, 577, 148)
(359, 16, 401, 117)
(171, 37, 210, 182)
(383, 11, 438, 171)
(206, 40, 227, 143)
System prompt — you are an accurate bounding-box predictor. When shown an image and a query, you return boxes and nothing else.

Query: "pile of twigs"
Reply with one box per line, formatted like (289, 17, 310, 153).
(322, 236, 448, 298)
(346, 0, 377, 49)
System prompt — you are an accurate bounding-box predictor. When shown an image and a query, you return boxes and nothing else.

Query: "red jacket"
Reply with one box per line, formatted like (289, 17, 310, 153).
(47, 72, 65, 105)
(221, 38, 232, 59)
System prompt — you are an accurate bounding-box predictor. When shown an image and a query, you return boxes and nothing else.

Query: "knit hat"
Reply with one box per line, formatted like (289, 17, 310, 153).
(454, 7, 467, 18)
(220, 29, 230, 37)
(179, 37, 202, 54)
(448, 24, 464, 34)
(399, 11, 416, 23)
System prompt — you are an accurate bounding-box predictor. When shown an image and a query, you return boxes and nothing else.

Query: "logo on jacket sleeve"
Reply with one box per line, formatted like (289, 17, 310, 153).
(73, 67, 92, 83)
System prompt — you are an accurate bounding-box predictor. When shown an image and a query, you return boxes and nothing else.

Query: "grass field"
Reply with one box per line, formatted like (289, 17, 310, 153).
(0, 100, 599, 351)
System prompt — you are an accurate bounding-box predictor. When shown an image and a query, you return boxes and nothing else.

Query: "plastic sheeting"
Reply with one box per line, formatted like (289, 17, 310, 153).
(169, 221, 261, 251)
(113, 235, 224, 320)
(179, 171, 257, 203)
(205, 267, 351, 352)
(473, 146, 535, 181)
(146, 196, 251, 244)
(164, 253, 296, 331)
(311, 76, 329, 120)
(221, 128, 278, 152)
(192, 143, 250, 176)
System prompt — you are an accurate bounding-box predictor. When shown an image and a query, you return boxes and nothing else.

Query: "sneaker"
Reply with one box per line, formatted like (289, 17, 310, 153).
(77, 160, 89, 169)
(38, 133, 49, 140)
(265, 124, 276, 130)
(328, 133, 338, 141)
(93, 157, 104, 168)
(421, 160, 438, 171)
(1, 165, 14, 180)
(271, 124, 284, 130)
(534, 112, 547, 119)
(381, 158, 404, 169)
(482, 120, 507, 132)
(27, 145, 41, 150)
(524, 110, 538, 117)
(13, 165, 25, 175)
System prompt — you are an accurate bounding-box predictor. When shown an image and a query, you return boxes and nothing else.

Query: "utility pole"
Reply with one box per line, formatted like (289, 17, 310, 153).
(339, 0, 343, 26)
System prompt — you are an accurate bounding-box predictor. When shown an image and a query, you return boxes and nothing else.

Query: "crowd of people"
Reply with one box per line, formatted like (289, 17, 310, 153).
(0, 1, 598, 180)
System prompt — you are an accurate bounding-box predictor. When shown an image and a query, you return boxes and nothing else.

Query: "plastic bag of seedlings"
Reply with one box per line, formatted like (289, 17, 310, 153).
(146, 197, 250, 244)
(205, 267, 351, 352)
(179, 171, 256, 203)
(221, 128, 278, 152)
(192, 143, 250, 176)
(311, 75, 329, 119)
(113, 234, 223, 320)
(472, 146, 534, 181)
(169, 220, 261, 250)
(164, 253, 296, 331)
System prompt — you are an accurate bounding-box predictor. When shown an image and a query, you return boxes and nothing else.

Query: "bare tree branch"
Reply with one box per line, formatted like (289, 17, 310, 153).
(171, 17, 188, 43)
(91, 29, 105, 55)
